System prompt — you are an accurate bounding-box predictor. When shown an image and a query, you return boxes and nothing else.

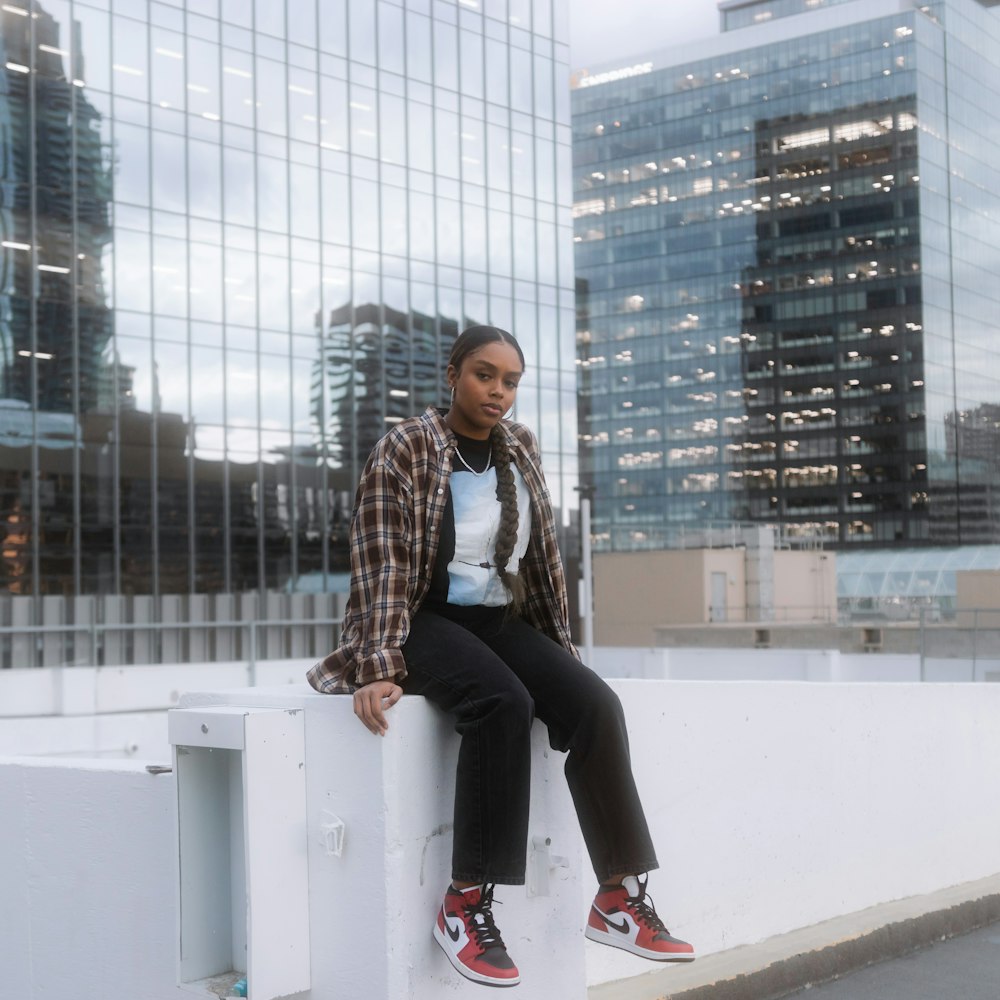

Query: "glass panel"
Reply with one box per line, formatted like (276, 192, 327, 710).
(187, 138, 221, 220)
(485, 37, 508, 106)
(460, 29, 483, 100)
(114, 122, 150, 205)
(435, 107, 459, 179)
(221, 48, 254, 127)
(436, 197, 461, 268)
(319, 0, 347, 57)
(406, 11, 432, 84)
(288, 66, 318, 143)
(408, 100, 434, 173)
(349, 0, 376, 65)
(112, 16, 148, 100)
(461, 115, 485, 186)
(73, 6, 112, 92)
(320, 170, 350, 245)
(223, 146, 256, 227)
(255, 0, 285, 38)
(151, 130, 187, 213)
(289, 1, 317, 48)
(378, 2, 405, 75)
(186, 37, 220, 118)
(259, 255, 290, 332)
(350, 85, 378, 159)
(150, 28, 186, 108)
(319, 75, 348, 150)
(189, 244, 223, 322)
(512, 214, 535, 282)
(226, 348, 258, 427)
(409, 190, 435, 261)
(463, 201, 487, 273)
(381, 184, 408, 259)
(510, 45, 531, 112)
(380, 93, 406, 166)
(115, 229, 152, 313)
(511, 130, 533, 197)
(190, 346, 224, 427)
(260, 358, 291, 428)
(257, 156, 289, 233)
(351, 177, 380, 253)
(256, 56, 287, 135)
(224, 247, 257, 327)
(434, 19, 458, 91)
(290, 258, 320, 335)
(289, 163, 320, 240)
(152, 235, 189, 317)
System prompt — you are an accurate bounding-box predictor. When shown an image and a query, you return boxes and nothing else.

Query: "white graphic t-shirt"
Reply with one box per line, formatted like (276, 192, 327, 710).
(447, 464, 532, 607)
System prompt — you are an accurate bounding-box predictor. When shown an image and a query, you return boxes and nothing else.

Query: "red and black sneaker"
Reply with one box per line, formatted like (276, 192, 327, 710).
(434, 883, 521, 988)
(586, 874, 696, 962)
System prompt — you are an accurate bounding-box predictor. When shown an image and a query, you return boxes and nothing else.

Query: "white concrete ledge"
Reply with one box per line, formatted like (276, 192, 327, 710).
(175, 686, 587, 1000)
(3, 679, 1000, 999)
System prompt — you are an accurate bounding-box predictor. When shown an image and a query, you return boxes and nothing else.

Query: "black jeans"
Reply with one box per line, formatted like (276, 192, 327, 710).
(401, 604, 659, 885)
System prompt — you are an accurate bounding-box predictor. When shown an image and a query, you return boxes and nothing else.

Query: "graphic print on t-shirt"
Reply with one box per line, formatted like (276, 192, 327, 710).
(448, 465, 532, 607)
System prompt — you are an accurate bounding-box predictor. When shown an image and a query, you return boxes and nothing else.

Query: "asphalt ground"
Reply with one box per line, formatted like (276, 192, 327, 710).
(785, 920, 1000, 1000)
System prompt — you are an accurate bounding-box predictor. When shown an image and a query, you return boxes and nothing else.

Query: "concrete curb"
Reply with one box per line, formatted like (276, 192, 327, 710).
(589, 875, 1000, 1000)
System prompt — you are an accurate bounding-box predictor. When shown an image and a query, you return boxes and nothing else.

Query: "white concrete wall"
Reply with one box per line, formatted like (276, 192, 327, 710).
(588, 680, 1000, 986)
(0, 758, 179, 999)
(3, 648, 998, 759)
(4, 680, 1000, 997)
(174, 688, 586, 1000)
(590, 646, 1000, 683)
(0, 660, 309, 758)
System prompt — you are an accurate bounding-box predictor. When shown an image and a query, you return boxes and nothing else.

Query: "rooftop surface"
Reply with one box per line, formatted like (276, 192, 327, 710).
(789, 920, 1000, 999)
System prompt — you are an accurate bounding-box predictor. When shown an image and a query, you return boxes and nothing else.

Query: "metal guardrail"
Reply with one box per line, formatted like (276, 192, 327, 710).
(0, 617, 341, 675)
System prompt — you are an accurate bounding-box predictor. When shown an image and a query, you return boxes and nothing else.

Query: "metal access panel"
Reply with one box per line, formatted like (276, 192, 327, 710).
(170, 706, 310, 1000)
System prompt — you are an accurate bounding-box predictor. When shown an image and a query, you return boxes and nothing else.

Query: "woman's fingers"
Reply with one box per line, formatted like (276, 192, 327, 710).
(353, 683, 402, 736)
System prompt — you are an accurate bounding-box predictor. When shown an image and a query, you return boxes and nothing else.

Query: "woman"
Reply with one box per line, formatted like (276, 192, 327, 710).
(308, 325, 695, 988)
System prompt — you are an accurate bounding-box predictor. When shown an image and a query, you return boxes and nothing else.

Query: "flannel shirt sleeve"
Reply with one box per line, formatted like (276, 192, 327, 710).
(346, 443, 415, 687)
(511, 426, 581, 661)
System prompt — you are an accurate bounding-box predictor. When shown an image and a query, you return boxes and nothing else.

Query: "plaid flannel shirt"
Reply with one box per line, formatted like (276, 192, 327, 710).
(306, 406, 579, 694)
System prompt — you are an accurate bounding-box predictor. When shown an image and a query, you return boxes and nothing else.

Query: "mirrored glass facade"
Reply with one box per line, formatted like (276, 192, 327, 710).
(0, 0, 578, 597)
(572, 0, 1000, 551)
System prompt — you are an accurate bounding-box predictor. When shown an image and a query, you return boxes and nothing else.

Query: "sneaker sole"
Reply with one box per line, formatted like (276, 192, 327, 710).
(585, 925, 697, 962)
(433, 922, 521, 987)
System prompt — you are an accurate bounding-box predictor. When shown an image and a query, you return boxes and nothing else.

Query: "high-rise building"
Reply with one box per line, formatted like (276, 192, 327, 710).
(0, 0, 578, 600)
(572, 0, 1000, 551)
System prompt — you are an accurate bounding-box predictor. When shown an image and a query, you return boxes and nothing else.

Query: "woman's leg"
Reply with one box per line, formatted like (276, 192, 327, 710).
(482, 616, 658, 884)
(402, 607, 534, 885)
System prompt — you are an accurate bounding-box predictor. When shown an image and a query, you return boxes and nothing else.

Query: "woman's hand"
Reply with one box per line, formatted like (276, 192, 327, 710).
(353, 681, 403, 736)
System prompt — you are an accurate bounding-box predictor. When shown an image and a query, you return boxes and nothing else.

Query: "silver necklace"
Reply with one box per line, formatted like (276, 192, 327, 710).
(454, 444, 492, 477)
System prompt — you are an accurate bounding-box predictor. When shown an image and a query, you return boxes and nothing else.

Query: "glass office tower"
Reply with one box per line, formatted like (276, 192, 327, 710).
(0, 0, 578, 598)
(572, 0, 1000, 551)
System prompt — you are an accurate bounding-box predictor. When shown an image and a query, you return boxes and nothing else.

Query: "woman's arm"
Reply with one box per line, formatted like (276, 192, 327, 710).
(344, 437, 417, 688)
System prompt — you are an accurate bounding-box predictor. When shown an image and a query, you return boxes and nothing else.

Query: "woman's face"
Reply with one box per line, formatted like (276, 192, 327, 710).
(446, 340, 524, 440)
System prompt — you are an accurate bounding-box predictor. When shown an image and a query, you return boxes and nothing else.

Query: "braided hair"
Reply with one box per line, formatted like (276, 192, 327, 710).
(448, 326, 527, 611)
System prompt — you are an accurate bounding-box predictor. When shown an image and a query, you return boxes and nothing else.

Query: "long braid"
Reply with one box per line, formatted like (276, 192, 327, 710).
(490, 422, 526, 612)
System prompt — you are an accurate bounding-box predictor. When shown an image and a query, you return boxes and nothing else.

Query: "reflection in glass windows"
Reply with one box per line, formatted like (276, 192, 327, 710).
(1, 0, 576, 600)
(573, 0, 1000, 552)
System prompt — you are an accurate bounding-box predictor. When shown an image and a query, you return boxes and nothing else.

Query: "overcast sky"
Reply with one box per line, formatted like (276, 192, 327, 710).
(569, 1, 721, 70)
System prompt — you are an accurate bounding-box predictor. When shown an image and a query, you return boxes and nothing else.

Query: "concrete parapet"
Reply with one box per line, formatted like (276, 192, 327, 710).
(173, 686, 586, 1000)
(4, 680, 1000, 998)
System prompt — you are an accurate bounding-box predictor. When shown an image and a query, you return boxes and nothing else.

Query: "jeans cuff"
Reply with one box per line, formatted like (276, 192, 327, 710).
(600, 858, 660, 882)
(452, 870, 526, 886)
